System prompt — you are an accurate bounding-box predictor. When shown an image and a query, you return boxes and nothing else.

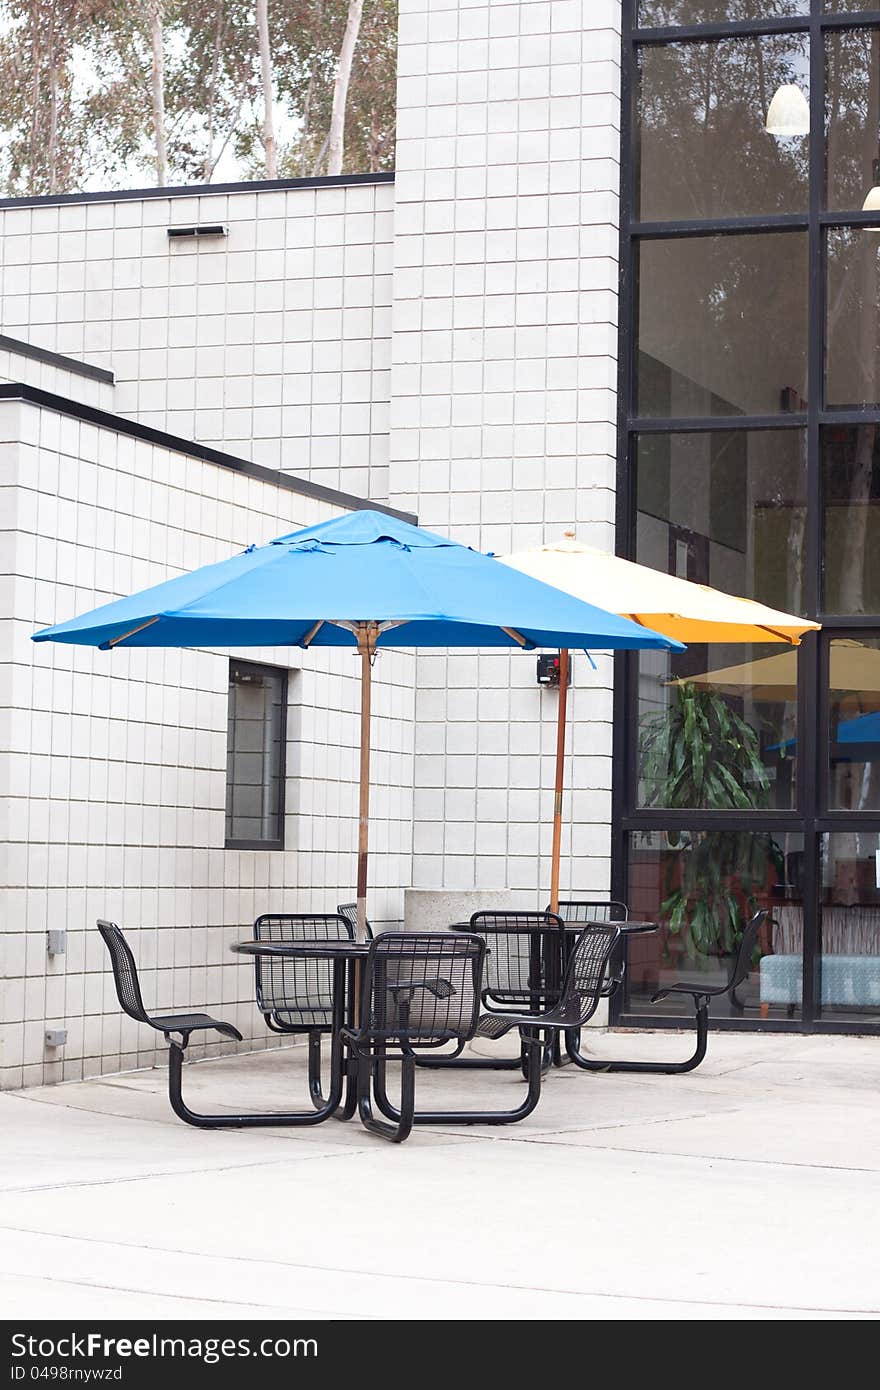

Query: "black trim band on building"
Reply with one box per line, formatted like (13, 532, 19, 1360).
(0, 333, 114, 385)
(0, 170, 395, 211)
(0, 382, 416, 524)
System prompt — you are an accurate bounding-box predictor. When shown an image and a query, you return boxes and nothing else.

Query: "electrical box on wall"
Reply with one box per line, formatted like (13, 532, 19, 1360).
(45, 1029, 67, 1048)
(46, 929, 66, 956)
(537, 653, 570, 687)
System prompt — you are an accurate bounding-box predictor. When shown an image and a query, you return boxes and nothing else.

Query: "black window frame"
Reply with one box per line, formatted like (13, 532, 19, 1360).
(224, 658, 289, 851)
(615, 0, 880, 1036)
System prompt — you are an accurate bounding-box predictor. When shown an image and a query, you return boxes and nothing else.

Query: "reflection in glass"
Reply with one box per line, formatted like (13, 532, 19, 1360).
(819, 832, 880, 1022)
(636, 233, 808, 417)
(639, 2, 807, 23)
(638, 644, 798, 810)
(625, 829, 802, 1020)
(225, 662, 286, 845)
(823, 424, 880, 613)
(826, 229, 880, 409)
(825, 27, 880, 211)
(823, 2, 880, 13)
(638, 36, 808, 220)
(635, 430, 808, 614)
(827, 637, 880, 810)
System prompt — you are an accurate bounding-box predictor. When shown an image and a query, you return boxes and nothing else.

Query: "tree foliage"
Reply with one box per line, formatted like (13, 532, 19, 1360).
(0, 0, 397, 194)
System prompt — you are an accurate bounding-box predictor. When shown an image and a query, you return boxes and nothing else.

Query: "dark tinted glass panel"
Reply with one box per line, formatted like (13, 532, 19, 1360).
(637, 643, 798, 809)
(823, 424, 880, 613)
(638, 36, 809, 220)
(823, 2, 880, 11)
(825, 28, 880, 211)
(826, 228, 880, 409)
(225, 661, 287, 845)
(639, 2, 807, 22)
(635, 429, 808, 611)
(819, 832, 880, 1023)
(625, 829, 803, 1020)
(826, 637, 880, 809)
(636, 233, 808, 416)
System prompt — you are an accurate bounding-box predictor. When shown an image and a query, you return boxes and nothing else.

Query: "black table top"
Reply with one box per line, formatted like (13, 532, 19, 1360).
(231, 939, 371, 960)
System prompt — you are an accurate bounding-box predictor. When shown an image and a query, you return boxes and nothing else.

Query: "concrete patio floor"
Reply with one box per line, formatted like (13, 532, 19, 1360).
(1, 1029, 878, 1320)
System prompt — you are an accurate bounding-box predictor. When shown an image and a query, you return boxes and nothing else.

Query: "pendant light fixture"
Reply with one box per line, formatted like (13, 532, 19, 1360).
(765, 83, 810, 136)
(862, 158, 880, 227)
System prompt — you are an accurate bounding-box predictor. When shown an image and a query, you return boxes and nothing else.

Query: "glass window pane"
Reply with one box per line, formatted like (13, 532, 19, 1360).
(820, 832, 880, 1023)
(637, 644, 799, 810)
(636, 233, 808, 416)
(823, 2, 880, 12)
(826, 637, 880, 809)
(639, 2, 807, 23)
(825, 28, 880, 212)
(225, 662, 286, 845)
(625, 829, 803, 1021)
(635, 429, 808, 611)
(637, 36, 809, 221)
(826, 228, 880, 409)
(822, 424, 880, 613)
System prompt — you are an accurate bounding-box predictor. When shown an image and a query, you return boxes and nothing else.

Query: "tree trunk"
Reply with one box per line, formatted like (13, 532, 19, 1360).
(149, 2, 168, 186)
(327, 0, 365, 176)
(202, 3, 225, 180)
(47, 8, 59, 194)
(256, 0, 278, 178)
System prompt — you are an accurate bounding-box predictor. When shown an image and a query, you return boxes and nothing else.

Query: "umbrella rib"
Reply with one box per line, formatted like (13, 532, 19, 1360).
(108, 616, 160, 647)
(502, 626, 528, 647)
(302, 620, 324, 647)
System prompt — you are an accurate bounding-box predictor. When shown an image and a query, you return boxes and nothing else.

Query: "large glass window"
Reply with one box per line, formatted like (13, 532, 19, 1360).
(820, 832, 880, 1023)
(636, 233, 808, 417)
(825, 27, 880, 211)
(225, 661, 288, 848)
(622, 4, 880, 1036)
(825, 228, 880, 409)
(625, 828, 803, 1020)
(635, 429, 808, 610)
(639, 3, 808, 23)
(823, 423, 880, 613)
(637, 36, 809, 221)
(826, 636, 880, 810)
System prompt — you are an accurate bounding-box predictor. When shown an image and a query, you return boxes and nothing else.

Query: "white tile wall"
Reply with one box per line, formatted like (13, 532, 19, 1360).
(0, 345, 115, 411)
(0, 397, 415, 1089)
(0, 182, 394, 500)
(389, 0, 623, 903)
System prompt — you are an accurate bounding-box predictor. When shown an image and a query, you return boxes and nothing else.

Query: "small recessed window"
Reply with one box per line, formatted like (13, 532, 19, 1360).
(225, 661, 288, 849)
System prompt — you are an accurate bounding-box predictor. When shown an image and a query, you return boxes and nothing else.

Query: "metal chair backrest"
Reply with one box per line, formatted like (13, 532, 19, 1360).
(97, 919, 152, 1025)
(555, 924, 621, 1028)
(361, 931, 485, 1047)
(336, 902, 374, 940)
(727, 910, 766, 994)
(469, 910, 565, 1008)
(254, 913, 353, 1029)
(554, 899, 629, 923)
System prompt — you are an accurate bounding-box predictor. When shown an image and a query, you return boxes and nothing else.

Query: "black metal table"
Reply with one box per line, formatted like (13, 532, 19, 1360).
(230, 938, 370, 1124)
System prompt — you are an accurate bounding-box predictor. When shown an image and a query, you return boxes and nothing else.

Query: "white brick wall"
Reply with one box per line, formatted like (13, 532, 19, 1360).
(0, 397, 414, 1089)
(0, 344, 115, 412)
(0, 180, 394, 499)
(390, 0, 622, 902)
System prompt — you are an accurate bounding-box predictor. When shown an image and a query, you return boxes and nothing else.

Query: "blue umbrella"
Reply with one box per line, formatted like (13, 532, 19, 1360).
(34, 510, 682, 936)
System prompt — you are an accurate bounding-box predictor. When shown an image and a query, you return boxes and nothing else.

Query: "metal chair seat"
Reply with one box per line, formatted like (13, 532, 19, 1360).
(150, 1012, 242, 1040)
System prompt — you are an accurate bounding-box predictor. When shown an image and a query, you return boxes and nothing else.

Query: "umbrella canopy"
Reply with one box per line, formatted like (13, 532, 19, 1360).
(497, 534, 819, 912)
(683, 640, 880, 702)
(498, 536, 819, 645)
(34, 510, 681, 938)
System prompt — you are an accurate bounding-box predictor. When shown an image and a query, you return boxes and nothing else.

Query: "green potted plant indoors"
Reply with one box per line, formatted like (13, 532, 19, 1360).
(639, 683, 782, 958)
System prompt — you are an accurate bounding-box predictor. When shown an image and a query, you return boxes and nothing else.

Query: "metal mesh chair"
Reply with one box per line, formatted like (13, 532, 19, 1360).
(418, 910, 567, 1073)
(336, 902, 374, 939)
(475, 923, 621, 1041)
(98, 919, 348, 1129)
(564, 909, 768, 1075)
(553, 899, 630, 999)
(342, 932, 545, 1142)
(254, 912, 353, 1110)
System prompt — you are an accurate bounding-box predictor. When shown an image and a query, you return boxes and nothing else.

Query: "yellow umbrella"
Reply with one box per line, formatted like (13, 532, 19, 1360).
(684, 639, 880, 701)
(497, 535, 820, 912)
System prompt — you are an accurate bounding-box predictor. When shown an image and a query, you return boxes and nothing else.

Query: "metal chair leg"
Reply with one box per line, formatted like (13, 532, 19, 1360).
(355, 1046, 414, 1143)
(372, 1036, 544, 1127)
(564, 999, 710, 1074)
(166, 1031, 346, 1129)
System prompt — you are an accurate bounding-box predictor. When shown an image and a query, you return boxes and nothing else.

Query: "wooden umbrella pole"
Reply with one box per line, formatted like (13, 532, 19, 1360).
(355, 623, 376, 944)
(549, 648, 569, 916)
